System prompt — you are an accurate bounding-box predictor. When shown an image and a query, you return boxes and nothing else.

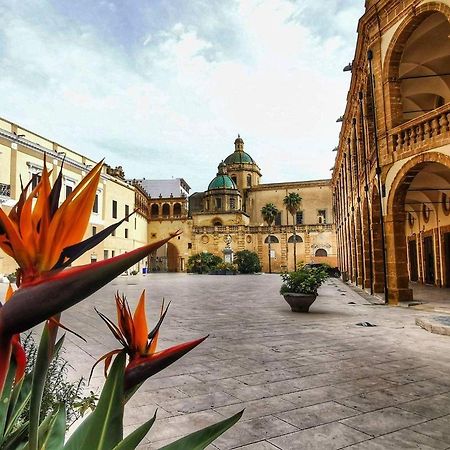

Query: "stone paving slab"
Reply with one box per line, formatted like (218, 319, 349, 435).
(11, 273, 450, 449)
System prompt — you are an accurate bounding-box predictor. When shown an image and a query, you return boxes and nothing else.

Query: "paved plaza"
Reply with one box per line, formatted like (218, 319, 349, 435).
(56, 274, 450, 448)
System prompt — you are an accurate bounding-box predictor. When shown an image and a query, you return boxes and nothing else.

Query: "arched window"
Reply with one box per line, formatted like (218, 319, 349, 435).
(213, 219, 222, 227)
(231, 175, 237, 186)
(288, 235, 303, 243)
(173, 203, 182, 217)
(315, 249, 328, 257)
(264, 235, 279, 243)
(422, 203, 430, 223)
(442, 193, 450, 216)
(150, 204, 159, 219)
(247, 174, 252, 187)
(162, 203, 170, 218)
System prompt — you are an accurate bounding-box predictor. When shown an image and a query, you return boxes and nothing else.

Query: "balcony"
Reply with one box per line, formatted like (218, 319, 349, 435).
(192, 224, 334, 234)
(0, 183, 11, 198)
(390, 103, 450, 156)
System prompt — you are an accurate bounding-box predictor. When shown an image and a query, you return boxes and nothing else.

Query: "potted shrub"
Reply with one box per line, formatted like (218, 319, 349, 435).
(280, 265, 328, 312)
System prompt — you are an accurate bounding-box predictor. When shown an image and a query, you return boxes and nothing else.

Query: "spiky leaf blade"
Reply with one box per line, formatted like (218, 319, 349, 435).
(112, 411, 157, 450)
(157, 410, 243, 450)
(65, 352, 126, 450)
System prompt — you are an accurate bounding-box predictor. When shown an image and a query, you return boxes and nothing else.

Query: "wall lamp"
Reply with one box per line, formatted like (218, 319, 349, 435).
(336, 116, 344, 123)
(343, 63, 352, 72)
(332, 146, 338, 152)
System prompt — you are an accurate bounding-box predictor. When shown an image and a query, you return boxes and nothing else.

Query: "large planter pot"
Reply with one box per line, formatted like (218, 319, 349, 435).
(282, 292, 317, 312)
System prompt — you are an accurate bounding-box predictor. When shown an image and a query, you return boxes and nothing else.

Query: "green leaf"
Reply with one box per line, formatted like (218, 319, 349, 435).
(20, 413, 53, 450)
(157, 410, 244, 450)
(112, 411, 157, 450)
(39, 404, 66, 450)
(4, 374, 32, 438)
(2, 421, 28, 450)
(0, 359, 17, 442)
(65, 352, 126, 450)
(29, 322, 60, 450)
(63, 414, 93, 450)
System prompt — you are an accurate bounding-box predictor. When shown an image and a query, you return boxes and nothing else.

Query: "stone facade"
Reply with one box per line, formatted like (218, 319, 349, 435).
(332, 0, 450, 304)
(150, 136, 337, 273)
(0, 116, 337, 275)
(0, 117, 149, 277)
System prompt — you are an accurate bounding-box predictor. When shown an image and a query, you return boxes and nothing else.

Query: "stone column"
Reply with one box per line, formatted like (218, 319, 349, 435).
(385, 213, 413, 304)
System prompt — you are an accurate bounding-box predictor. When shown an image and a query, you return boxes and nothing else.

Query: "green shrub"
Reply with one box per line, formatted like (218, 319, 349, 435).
(187, 252, 222, 274)
(234, 250, 261, 274)
(280, 265, 328, 295)
(20, 333, 97, 429)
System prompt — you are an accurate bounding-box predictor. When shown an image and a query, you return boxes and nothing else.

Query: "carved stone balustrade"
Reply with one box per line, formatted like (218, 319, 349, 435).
(390, 103, 450, 157)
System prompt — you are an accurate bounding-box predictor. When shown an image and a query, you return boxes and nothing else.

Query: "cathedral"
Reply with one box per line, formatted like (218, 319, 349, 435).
(142, 135, 337, 273)
(0, 115, 336, 276)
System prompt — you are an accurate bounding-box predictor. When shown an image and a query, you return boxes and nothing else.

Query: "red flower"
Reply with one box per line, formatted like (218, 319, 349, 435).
(93, 291, 207, 391)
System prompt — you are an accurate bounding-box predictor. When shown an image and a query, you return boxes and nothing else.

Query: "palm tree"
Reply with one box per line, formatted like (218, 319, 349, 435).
(283, 192, 302, 270)
(261, 203, 279, 273)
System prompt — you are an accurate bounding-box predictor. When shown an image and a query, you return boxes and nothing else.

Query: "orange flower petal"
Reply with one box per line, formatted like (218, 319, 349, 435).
(133, 290, 148, 354)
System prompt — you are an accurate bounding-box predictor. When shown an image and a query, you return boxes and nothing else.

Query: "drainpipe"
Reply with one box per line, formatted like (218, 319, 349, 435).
(352, 117, 366, 289)
(347, 137, 359, 285)
(359, 91, 374, 295)
(368, 49, 389, 304)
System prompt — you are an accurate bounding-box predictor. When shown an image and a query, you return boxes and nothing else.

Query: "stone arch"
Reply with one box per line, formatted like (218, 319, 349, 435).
(167, 242, 179, 272)
(150, 203, 159, 219)
(173, 202, 182, 217)
(385, 151, 450, 302)
(315, 249, 328, 257)
(288, 235, 303, 243)
(265, 235, 279, 244)
(383, 3, 450, 128)
(162, 203, 170, 218)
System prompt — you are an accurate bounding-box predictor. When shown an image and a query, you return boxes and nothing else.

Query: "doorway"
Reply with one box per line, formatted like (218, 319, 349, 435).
(444, 233, 450, 287)
(423, 236, 435, 285)
(408, 240, 418, 282)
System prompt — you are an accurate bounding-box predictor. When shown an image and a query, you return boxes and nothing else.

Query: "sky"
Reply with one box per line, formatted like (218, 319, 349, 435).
(0, 0, 365, 192)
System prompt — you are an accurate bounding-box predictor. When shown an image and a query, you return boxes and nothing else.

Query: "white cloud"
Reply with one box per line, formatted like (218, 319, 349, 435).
(0, 0, 364, 191)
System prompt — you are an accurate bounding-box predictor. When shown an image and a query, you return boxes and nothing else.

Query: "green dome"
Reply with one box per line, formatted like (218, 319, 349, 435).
(224, 135, 255, 165)
(224, 151, 255, 164)
(208, 161, 237, 190)
(208, 174, 237, 190)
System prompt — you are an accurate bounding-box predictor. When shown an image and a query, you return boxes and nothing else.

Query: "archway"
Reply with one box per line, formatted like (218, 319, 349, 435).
(315, 249, 327, 257)
(386, 152, 450, 302)
(173, 203, 182, 217)
(162, 203, 170, 218)
(167, 242, 180, 272)
(384, 5, 450, 127)
(150, 203, 159, 219)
